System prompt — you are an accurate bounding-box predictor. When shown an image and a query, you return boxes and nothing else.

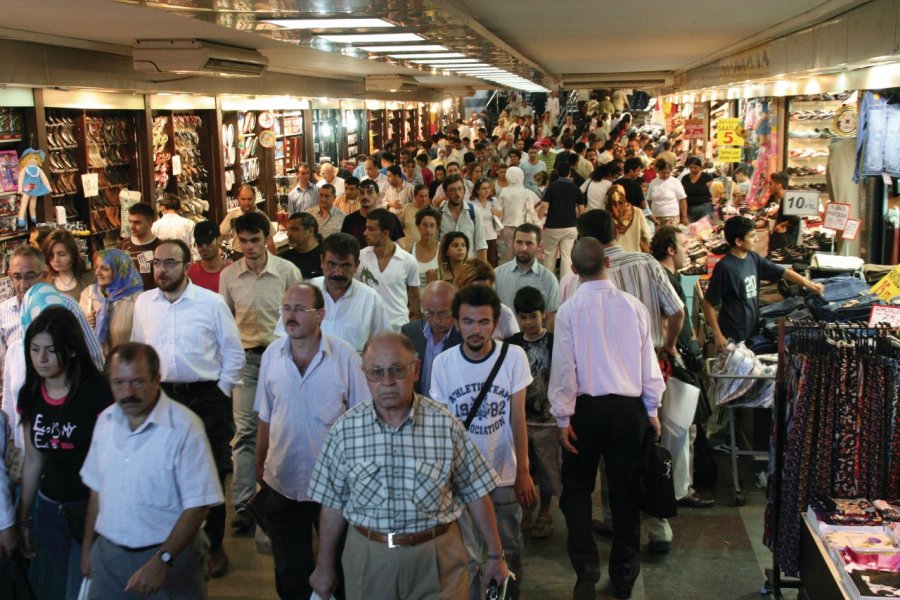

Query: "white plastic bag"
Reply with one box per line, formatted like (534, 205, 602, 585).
(76, 578, 91, 600)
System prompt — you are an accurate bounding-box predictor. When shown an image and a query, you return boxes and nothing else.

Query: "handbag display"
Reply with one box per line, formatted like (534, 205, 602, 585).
(638, 426, 677, 519)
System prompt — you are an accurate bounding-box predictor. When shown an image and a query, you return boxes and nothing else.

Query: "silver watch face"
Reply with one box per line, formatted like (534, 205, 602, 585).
(159, 551, 173, 565)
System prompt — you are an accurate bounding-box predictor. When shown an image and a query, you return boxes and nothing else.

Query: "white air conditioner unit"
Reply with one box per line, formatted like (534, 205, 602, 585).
(133, 40, 268, 77)
(365, 75, 419, 93)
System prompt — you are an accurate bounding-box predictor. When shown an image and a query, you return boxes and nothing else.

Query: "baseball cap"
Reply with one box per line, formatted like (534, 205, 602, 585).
(194, 221, 220, 245)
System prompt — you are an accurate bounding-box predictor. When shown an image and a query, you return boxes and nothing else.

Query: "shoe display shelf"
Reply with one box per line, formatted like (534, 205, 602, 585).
(272, 110, 305, 178)
(222, 109, 279, 217)
(785, 93, 854, 198)
(153, 109, 216, 225)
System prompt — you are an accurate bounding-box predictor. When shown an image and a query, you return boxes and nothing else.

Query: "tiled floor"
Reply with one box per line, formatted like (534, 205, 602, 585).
(209, 452, 799, 599)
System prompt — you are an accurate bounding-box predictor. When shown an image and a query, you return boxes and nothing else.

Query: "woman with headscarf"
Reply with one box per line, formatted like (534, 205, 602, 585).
(14, 303, 113, 600)
(495, 166, 540, 263)
(608, 183, 651, 253)
(79, 249, 144, 354)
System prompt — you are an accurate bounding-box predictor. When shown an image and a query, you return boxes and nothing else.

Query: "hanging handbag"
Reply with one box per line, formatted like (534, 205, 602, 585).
(464, 343, 509, 430)
(638, 426, 677, 519)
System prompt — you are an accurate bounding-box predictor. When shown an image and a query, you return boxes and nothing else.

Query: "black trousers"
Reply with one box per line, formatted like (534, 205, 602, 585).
(162, 381, 233, 552)
(559, 394, 645, 590)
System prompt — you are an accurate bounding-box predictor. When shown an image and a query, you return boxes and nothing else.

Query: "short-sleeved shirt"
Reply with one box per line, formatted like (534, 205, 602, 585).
(307, 394, 498, 533)
(494, 260, 560, 314)
(647, 176, 687, 217)
(430, 342, 532, 487)
(505, 332, 554, 424)
(308, 278, 393, 353)
(542, 178, 585, 229)
(341, 210, 403, 247)
(119, 237, 159, 291)
(614, 177, 646, 208)
(681, 172, 713, 207)
(187, 261, 231, 294)
(279, 246, 323, 280)
(705, 251, 786, 343)
(439, 202, 488, 257)
(356, 246, 420, 330)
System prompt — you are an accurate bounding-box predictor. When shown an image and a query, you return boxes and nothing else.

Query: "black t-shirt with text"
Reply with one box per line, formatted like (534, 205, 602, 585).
(705, 251, 785, 342)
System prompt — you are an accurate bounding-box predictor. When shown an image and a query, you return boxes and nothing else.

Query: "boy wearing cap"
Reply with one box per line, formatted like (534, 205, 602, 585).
(189, 221, 231, 293)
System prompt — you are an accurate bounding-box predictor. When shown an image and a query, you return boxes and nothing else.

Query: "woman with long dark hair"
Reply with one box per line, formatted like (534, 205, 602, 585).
(15, 305, 113, 600)
(428, 231, 469, 284)
(41, 229, 95, 303)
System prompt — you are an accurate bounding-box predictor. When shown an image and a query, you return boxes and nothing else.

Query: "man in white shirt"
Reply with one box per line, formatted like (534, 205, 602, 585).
(151, 194, 196, 254)
(80, 343, 223, 599)
(357, 208, 421, 330)
(309, 233, 392, 353)
(382, 165, 414, 217)
(438, 175, 487, 261)
(549, 238, 665, 600)
(0, 246, 44, 411)
(546, 90, 560, 125)
(131, 238, 245, 578)
(448, 137, 467, 166)
(430, 285, 534, 600)
(256, 283, 368, 599)
(431, 162, 473, 204)
(316, 162, 345, 199)
(287, 163, 319, 215)
(363, 159, 389, 203)
(0, 411, 15, 555)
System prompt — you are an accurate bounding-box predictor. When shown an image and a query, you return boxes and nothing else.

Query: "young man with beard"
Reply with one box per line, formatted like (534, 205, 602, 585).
(494, 224, 559, 331)
(438, 175, 487, 261)
(430, 285, 534, 600)
(340, 180, 403, 248)
(131, 239, 244, 577)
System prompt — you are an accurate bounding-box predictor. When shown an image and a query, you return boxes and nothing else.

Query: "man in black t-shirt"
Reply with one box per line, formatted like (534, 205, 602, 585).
(767, 171, 801, 254)
(703, 217, 823, 351)
(538, 162, 586, 278)
(279, 212, 323, 279)
(339, 180, 402, 247)
(613, 157, 646, 209)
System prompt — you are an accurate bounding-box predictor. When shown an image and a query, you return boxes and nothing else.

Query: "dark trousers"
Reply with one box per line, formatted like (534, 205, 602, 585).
(559, 394, 645, 590)
(162, 381, 233, 552)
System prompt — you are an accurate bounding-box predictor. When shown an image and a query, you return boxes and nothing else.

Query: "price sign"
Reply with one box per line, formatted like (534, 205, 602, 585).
(716, 118, 744, 147)
(869, 304, 900, 327)
(684, 118, 704, 140)
(842, 218, 861, 241)
(80, 173, 99, 198)
(823, 202, 851, 230)
(871, 264, 900, 302)
(171, 154, 182, 176)
(717, 147, 742, 162)
(782, 191, 820, 216)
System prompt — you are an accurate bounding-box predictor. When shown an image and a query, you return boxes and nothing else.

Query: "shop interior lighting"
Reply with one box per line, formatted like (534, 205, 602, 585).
(319, 33, 422, 44)
(388, 53, 465, 59)
(412, 59, 480, 64)
(262, 18, 395, 29)
(359, 45, 447, 52)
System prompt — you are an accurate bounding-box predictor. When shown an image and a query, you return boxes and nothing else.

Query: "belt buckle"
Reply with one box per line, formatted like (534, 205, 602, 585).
(387, 532, 398, 548)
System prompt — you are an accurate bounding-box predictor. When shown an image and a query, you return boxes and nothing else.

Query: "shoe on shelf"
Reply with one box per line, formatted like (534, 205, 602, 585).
(573, 567, 601, 600)
(230, 509, 255, 535)
(677, 493, 715, 509)
(591, 519, 614, 537)
(208, 547, 229, 578)
(647, 540, 671, 555)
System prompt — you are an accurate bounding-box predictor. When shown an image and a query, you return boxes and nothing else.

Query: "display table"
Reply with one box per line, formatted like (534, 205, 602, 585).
(799, 513, 854, 600)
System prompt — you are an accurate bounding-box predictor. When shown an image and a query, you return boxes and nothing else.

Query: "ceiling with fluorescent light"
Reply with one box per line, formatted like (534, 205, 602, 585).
(0, 0, 874, 94)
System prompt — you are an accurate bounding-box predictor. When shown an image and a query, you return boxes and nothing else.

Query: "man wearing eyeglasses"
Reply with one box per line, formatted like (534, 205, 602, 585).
(308, 332, 508, 600)
(131, 239, 245, 578)
(400, 280, 461, 394)
(255, 283, 368, 600)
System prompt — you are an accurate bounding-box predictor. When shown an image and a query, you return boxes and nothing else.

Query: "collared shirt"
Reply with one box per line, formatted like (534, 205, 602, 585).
(309, 206, 346, 238)
(558, 245, 683, 348)
(219, 253, 302, 349)
(549, 279, 665, 427)
(309, 277, 393, 353)
(131, 281, 245, 396)
(80, 393, 224, 548)
(494, 260, 560, 314)
(383, 181, 414, 217)
(288, 183, 319, 215)
(151, 212, 196, 250)
(439, 202, 488, 257)
(420, 322, 456, 396)
(220, 207, 271, 249)
(334, 194, 361, 216)
(255, 334, 368, 502)
(0, 411, 12, 530)
(307, 394, 498, 533)
(0, 296, 22, 395)
(356, 246, 420, 330)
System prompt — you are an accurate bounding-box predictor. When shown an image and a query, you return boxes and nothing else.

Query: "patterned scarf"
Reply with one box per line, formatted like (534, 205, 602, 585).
(91, 249, 144, 345)
(21, 283, 104, 370)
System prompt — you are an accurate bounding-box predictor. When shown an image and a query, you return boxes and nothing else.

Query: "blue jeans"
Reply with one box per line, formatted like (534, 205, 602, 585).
(232, 351, 261, 509)
(687, 203, 713, 223)
(30, 492, 85, 600)
(458, 485, 523, 600)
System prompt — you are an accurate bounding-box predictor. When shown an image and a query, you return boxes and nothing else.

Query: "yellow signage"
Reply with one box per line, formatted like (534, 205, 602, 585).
(717, 147, 742, 162)
(716, 118, 744, 146)
(871, 264, 900, 303)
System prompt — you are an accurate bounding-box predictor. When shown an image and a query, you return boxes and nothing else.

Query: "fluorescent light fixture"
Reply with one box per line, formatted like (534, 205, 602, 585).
(319, 33, 422, 43)
(388, 53, 465, 59)
(360, 44, 447, 52)
(262, 18, 395, 29)
(411, 59, 479, 64)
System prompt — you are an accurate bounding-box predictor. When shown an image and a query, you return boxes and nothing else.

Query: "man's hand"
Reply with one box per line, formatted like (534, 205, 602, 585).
(774, 223, 787, 234)
(714, 331, 728, 353)
(0, 526, 19, 557)
(559, 426, 579, 455)
(657, 344, 679, 361)
(80, 541, 91, 577)
(18, 526, 36, 559)
(648, 417, 661, 439)
(483, 557, 511, 589)
(807, 282, 825, 296)
(515, 471, 536, 509)
(309, 565, 337, 600)
(125, 556, 168, 595)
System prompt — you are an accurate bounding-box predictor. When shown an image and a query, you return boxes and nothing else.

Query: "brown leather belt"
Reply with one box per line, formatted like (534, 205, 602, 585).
(354, 522, 450, 548)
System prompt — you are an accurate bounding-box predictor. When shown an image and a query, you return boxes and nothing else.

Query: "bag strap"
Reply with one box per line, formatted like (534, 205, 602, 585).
(463, 342, 509, 431)
(467, 201, 476, 222)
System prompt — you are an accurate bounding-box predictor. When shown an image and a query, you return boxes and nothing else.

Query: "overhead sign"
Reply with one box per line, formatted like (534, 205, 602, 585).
(782, 191, 820, 217)
(823, 202, 851, 230)
(716, 118, 744, 146)
(871, 264, 900, 303)
(684, 118, 704, 140)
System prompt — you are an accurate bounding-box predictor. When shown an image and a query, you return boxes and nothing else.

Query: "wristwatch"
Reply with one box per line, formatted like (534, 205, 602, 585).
(487, 551, 506, 561)
(156, 550, 174, 567)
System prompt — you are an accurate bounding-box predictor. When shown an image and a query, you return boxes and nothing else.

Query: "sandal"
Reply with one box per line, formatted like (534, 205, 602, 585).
(530, 516, 553, 539)
(520, 511, 533, 533)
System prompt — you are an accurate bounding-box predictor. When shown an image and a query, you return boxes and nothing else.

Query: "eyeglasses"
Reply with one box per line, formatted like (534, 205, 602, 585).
(151, 259, 185, 270)
(10, 272, 41, 283)
(279, 305, 319, 315)
(363, 360, 416, 382)
(423, 309, 452, 320)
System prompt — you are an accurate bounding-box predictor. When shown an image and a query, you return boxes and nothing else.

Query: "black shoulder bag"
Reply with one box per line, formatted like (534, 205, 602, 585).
(463, 342, 510, 430)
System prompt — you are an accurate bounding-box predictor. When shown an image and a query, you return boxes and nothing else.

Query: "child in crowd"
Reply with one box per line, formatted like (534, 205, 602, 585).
(505, 286, 558, 539)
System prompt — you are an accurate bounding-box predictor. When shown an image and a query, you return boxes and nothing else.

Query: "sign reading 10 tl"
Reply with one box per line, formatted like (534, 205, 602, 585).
(782, 191, 820, 217)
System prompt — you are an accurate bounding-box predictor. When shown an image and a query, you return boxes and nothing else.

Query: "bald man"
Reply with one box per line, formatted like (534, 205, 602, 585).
(316, 162, 345, 198)
(400, 280, 463, 394)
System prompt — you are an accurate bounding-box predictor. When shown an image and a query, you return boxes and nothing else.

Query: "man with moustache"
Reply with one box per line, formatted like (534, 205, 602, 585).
(219, 212, 302, 534)
(256, 283, 368, 599)
(80, 343, 223, 597)
(340, 180, 403, 248)
(400, 280, 462, 395)
(131, 238, 244, 577)
(305, 233, 392, 354)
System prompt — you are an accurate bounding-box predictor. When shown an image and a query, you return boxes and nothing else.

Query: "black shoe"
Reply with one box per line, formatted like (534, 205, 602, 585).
(230, 509, 255, 535)
(676, 493, 716, 509)
(647, 540, 671, 555)
(573, 568, 600, 600)
(590, 519, 614, 537)
(612, 586, 632, 599)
